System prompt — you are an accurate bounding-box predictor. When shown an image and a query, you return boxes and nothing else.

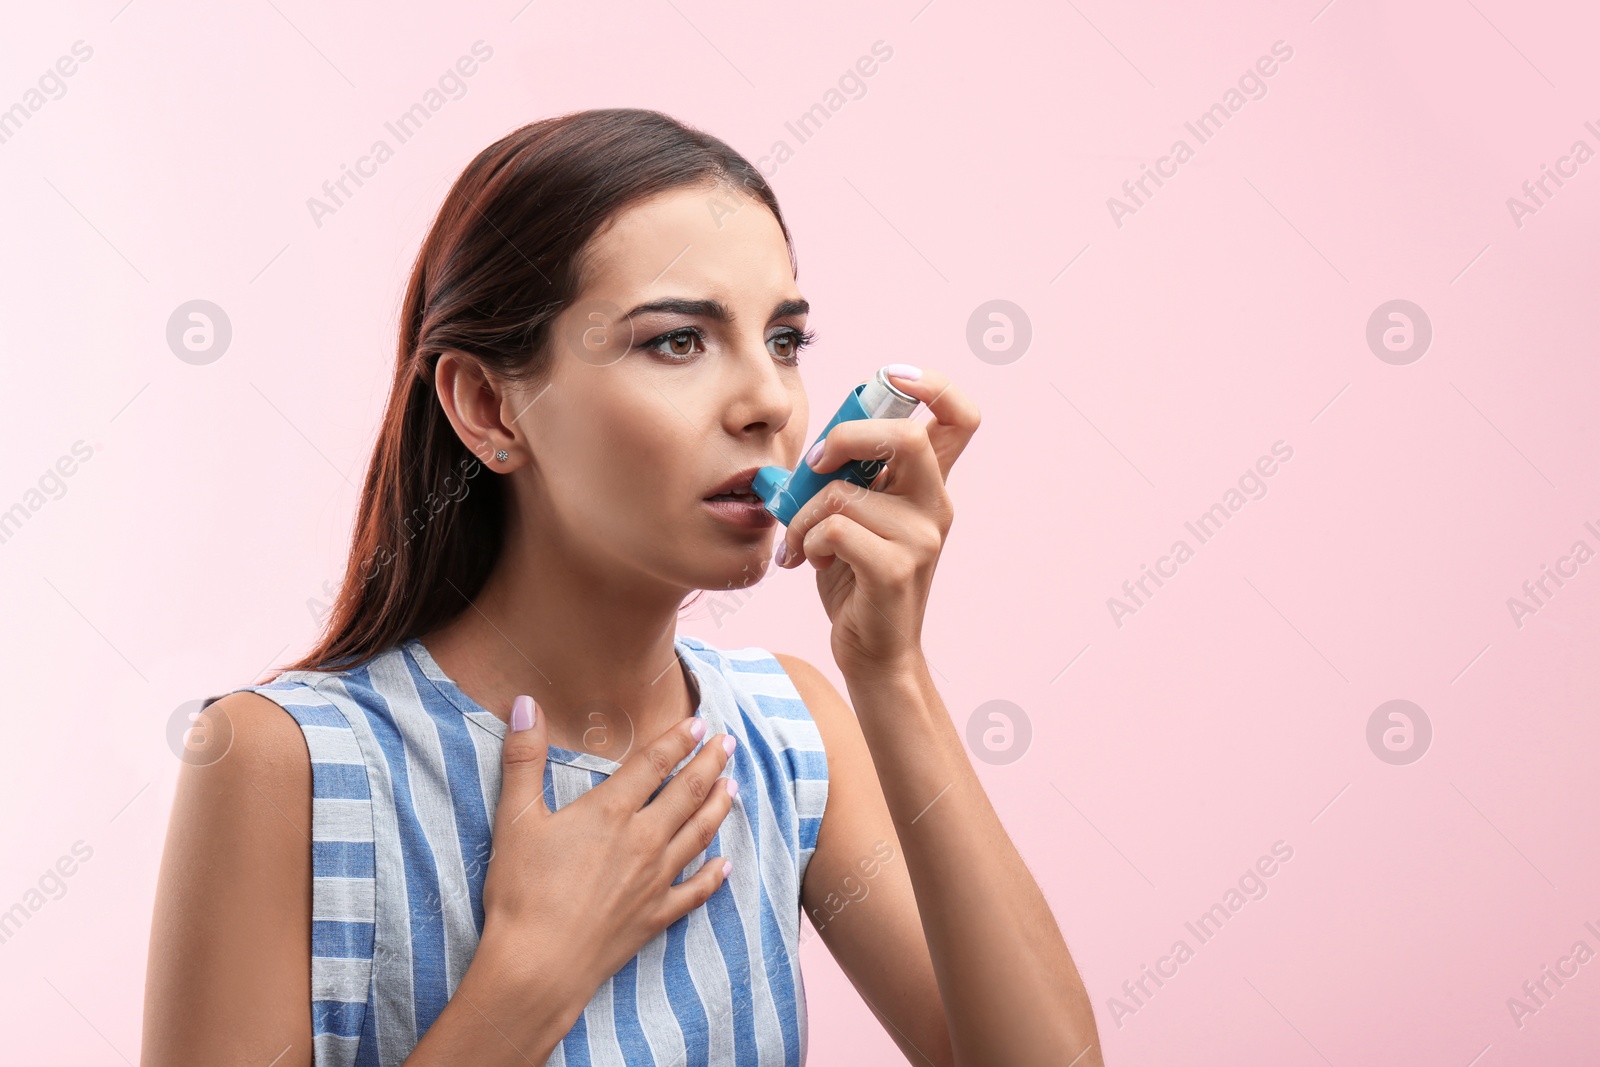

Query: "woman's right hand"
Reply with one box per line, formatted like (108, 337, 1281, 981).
(479, 695, 738, 1005)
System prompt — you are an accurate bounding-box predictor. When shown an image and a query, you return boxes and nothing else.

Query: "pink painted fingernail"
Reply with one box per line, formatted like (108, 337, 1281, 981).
(722, 859, 733, 877)
(774, 540, 788, 566)
(804, 439, 825, 468)
(725, 777, 739, 798)
(721, 734, 737, 757)
(883, 363, 922, 380)
(511, 695, 534, 731)
(690, 718, 707, 741)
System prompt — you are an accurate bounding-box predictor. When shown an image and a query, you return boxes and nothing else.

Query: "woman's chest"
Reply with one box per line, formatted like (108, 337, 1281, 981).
(365, 760, 809, 1063)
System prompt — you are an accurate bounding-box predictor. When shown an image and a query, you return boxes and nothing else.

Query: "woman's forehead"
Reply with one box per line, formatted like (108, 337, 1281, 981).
(579, 186, 795, 302)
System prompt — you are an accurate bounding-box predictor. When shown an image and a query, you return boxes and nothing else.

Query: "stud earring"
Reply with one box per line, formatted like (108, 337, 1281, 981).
(495, 449, 509, 462)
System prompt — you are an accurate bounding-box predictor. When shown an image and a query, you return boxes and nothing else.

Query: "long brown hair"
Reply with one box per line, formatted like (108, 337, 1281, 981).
(273, 108, 793, 678)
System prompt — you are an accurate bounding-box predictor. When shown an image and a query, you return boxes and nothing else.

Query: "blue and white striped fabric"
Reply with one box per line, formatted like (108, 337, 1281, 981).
(218, 632, 829, 1066)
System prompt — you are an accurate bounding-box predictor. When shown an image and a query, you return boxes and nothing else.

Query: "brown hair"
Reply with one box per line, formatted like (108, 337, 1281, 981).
(273, 108, 792, 678)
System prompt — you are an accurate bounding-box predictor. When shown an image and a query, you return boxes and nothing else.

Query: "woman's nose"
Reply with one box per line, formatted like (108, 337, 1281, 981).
(725, 346, 796, 436)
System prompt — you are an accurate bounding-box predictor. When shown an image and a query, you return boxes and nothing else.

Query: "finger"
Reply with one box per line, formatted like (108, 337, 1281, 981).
(799, 512, 898, 579)
(601, 715, 707, 813)
(660, 853, 733, 924)
(802, 417, 943, 509)
(500, 695, 551, 827)
(641, 729, 736, 838)
(778, 477, 923, 569)
(660, 769, 737, 878)
(874, 366, 980, 483)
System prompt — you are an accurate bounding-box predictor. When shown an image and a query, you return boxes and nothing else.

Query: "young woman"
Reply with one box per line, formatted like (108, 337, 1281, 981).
(142, 108, 1102, 1066)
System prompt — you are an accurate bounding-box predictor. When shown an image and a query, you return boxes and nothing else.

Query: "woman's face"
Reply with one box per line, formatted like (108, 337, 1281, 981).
(510, 181, 811, 596)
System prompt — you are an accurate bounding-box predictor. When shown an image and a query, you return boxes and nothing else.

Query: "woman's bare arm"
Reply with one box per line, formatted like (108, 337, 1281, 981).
(782, 654, 1103, 1067)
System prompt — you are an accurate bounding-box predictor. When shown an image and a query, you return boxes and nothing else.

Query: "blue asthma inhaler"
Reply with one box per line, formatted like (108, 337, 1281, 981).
(751, 366, 923, 526)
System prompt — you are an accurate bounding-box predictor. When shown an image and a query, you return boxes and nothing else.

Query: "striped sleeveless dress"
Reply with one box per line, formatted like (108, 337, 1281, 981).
(212, 632, 829, 1066)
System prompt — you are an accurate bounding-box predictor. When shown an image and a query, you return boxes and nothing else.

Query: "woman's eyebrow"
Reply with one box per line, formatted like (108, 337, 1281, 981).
(624, 297, 810, 322)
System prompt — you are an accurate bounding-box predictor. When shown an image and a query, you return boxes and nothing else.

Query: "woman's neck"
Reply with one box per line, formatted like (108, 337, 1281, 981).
(416, 543, 698, 758)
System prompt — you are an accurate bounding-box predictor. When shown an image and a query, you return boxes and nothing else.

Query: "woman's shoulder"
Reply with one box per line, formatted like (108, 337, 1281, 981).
(676, 634, 840, 779)
(678, 634, 822, 724)
(677, 635, 845, 721)
(197, 648, 417, 796)
(209, 643, 421, 731)
(198, 672, 380, 879)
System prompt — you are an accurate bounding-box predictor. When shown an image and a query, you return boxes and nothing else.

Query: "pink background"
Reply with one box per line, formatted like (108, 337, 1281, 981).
(3, 0, 1597, 1063)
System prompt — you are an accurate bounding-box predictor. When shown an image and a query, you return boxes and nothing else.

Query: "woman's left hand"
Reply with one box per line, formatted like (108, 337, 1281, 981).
(772, 366, 980, 677)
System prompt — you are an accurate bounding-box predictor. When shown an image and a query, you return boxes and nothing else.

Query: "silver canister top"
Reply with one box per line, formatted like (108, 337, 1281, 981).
(859, 366, 920, 419)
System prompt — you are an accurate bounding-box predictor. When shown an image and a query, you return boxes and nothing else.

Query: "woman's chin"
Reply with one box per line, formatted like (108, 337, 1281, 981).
(684, 547, 775, 595)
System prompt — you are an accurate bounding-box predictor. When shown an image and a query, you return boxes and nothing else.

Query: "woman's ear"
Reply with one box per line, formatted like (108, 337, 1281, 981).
(434, 351, 521, 469)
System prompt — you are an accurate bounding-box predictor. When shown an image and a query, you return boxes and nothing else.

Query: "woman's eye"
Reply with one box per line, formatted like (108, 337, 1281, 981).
(645, 328, 705, 361)
(769, 327, 817, 364)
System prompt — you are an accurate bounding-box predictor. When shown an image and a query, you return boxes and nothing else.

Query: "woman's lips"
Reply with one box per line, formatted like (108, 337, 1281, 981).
(702, 495, 776, 528)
